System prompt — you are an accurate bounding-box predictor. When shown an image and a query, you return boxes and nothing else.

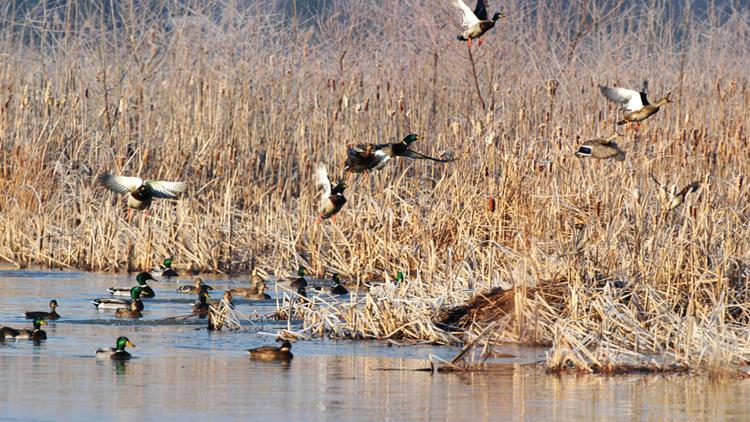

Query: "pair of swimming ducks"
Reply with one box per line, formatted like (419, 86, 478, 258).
(95, 336, 294, 362)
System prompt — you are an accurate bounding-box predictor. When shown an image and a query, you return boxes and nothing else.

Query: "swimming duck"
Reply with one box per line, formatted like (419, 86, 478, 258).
(598, 82, 672, 126)
(210, 291, 235, 308)
(1, 318, 47, 340)
(454, 0, 505, 46)
(297, 286, 308, 299)
(289, 266, 307, 288)
(316, 163, 347, 223)
(575, 133, 625, 161)
(229, 268, 268, 297)
(344, 134, 454, 174)
(93, 286, 144, 311)
(191, 289, 211, 318)
(329, 273, 349, 295)
(177, 277, 213, 294)
(156, 258, 179, 278)
(247, 283, 271, 301)
(247, 340, 294, 361)
(114, 300, 143, 319)
(108, 272, 156, 298)
(95, 336, 135, 360)
(24, 300, 60, 320)
(98, 173, 187, 221)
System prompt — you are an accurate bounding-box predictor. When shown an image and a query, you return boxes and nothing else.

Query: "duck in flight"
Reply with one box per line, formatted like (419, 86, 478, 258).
(575, 133, 625, 161)
(98, 173, 187, 222)
(454, 0, 505, 47)
(598, 81, 672, 128)
(344, 134, 455, 175)
(316, 163, 347, 223)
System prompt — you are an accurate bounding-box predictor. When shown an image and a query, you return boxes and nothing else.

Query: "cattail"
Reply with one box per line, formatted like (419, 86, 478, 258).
(488, 196, 495, 213)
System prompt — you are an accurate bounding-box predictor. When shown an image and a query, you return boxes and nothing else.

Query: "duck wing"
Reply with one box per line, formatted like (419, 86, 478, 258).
(144, 180, 188, 199)
(473, 0, 488, 21)
(454, 0, 480, 29)
(345, 144, 381, 172)
(401, 149, 457, 163)
(315, 163, 332, 199)
(98, 174, 143, 194)
(598, 85, 645, 111)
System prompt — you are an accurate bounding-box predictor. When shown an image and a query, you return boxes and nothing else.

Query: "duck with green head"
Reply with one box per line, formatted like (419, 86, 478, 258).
(330, 273, 348, 295)
(247, 340, 294, 361)
(24, 300, 60, 320)
(96, 336, 135, 360)
(108, 272, 156, 298)
(454, 0, 505, 47)
(1, 318, 47, 340)
(98, 173, 187, 222)
(289, 266, 307, 288)
(344, 134, 455, 175)
(93, 286, 144, 311)
(159, 258, 179, 279)
(177, 277, 213, 294)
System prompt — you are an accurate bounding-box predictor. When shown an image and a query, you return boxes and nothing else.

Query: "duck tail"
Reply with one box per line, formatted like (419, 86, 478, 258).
(614, 151, 626, 162)
(616, 119, 627, 125)
(107, 287, 116, 295)
(457, 35, 467, 41)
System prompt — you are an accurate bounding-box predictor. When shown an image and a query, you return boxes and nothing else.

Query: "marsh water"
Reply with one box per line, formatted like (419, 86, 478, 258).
(1, 268, 750, 421)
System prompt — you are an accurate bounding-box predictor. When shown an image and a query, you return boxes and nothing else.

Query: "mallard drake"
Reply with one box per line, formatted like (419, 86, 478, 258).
(177, 277, 213, 294)
(98, 173, 187, 221)
(247, 283, 271, 301)
(114, 300, 143, 319)
(155, 258, 179, 279)
(24, 300, 60, 320)
(598, 82, 672, 126)
(96, 336, 135, 360)
(297, 286, 308, 299)
(344, 134, 454, 174)
(651, 175, 700, 211)
(289, 266, 307, 288)
(1, 318, 47, 340)
(329, 273, 349, 295)
(575, 133, 625, 161)
(108, 272, 156, 298)
(454, 0, 505, 46)
(316, 163, 347, 223)
(93, 286, 144, 311)
(229, 268, 268, 297)
(247, 340, 294, 361)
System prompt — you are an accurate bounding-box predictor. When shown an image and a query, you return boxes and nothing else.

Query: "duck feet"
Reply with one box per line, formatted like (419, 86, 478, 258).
(316, 214, 322, 224)
(467, 38, 472, 48)
(477, 38, 483, 47)
(127, 209, 133, 223)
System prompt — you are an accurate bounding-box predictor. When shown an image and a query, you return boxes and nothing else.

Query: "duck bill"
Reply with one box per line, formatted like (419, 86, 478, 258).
(127, 341, 136, 348)
(40, 320, 47, 325)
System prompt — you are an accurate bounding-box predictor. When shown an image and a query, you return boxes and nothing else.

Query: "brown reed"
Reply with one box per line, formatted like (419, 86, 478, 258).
(1, 0, 749, 373)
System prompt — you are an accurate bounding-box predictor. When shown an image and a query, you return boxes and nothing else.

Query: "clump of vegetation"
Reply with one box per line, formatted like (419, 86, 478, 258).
(1, 0, 749, 374)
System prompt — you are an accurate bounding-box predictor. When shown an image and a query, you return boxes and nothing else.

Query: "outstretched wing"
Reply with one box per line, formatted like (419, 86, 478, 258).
(473, 0, 488, 21)
(144, 180, 188, 198)
(315, 163, 332, 202)
(401, 149, 457, 163)
(345, 144, 380, 172)
(454, 0, 480, 29)
(598, 85, 645, 111)
(98, 173, 143, 194)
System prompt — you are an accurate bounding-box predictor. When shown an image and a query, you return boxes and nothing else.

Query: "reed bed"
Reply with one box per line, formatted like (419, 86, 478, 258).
(1, 0, 750, 373)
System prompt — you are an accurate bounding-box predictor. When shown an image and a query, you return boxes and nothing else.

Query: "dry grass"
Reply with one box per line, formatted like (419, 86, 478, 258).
(1, 0, 749, 373)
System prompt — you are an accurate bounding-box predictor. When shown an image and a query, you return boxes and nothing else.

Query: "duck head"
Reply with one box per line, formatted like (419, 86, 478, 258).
(401, 134, 421, 145)
(331, 182, 348, 194)
(33, 318, 47, 330)
(163, 258, 173, 268)
(296, 266, 305, 277)
(280, 340, 292, 352)
(492, 12, 505, 21)
(332, 273, 341, 285)
(136, 272, 155, 285)
(130, 286, 143, 299)
(116, 336, 135, 351)
(49, 299, 58, 310)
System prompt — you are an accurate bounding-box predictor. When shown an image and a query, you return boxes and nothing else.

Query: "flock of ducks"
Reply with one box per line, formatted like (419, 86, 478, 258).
(1, 261, 360, 361)
(2, 0, 698, 365)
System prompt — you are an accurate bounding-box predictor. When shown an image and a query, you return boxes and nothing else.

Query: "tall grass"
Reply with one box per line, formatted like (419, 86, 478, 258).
(1, 0, 749, 371)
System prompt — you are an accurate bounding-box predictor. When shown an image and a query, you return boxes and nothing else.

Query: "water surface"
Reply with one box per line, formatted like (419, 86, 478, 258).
(1, 268, 749, 421)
